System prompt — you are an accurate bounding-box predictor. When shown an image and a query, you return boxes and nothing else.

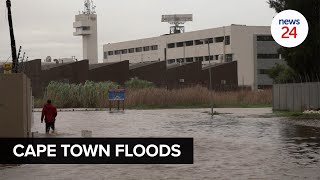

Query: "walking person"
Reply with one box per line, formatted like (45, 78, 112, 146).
(41, 100, 57, 134)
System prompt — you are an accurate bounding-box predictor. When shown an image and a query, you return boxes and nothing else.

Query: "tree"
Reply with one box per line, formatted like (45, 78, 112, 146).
(268, 0, 320, 81)
(268, 64, 296, 83)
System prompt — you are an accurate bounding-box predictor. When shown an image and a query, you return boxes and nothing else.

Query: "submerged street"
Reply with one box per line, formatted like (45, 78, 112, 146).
(1, 108, 320, 179)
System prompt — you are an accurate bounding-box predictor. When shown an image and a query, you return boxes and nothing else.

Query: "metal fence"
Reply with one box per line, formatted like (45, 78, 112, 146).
(273, 82, 320, 112)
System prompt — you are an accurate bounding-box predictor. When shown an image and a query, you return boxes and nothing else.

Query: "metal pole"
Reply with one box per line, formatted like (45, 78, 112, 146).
(207, 40, 213, 116)
(6, 0, 18, 73)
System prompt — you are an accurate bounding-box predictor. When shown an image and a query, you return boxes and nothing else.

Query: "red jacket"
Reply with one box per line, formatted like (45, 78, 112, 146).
(41, 104, 57, 123)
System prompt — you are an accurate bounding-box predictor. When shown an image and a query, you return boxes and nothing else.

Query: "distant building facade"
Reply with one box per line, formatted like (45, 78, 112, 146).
(103, 24, 286, 89)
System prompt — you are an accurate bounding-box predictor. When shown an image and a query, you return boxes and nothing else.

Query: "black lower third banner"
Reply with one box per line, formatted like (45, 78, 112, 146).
(0, 138, 193, 164)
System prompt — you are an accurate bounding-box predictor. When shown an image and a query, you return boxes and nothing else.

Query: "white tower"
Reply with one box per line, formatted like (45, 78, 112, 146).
(73, 0, 98, 64)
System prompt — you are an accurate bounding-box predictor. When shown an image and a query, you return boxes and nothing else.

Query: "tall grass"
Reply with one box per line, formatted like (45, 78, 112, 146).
(126, 86, 272, 108)
(44, 81, 118, 108)
(37, 81, 272, 109)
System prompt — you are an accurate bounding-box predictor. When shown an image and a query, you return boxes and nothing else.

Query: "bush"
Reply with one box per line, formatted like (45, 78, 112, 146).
(125, 78, 155, 89)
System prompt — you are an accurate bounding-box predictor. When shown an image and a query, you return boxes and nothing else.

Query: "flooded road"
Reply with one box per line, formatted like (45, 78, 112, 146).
(1, 108, 320, 179)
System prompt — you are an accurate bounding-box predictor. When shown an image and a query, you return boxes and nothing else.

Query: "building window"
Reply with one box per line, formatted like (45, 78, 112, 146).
(168, 43, 175, 48)
(151, 45, 158, 50)
(122, 49, 127, 54)
(115, 50, 121, 55)
(108, 51, 114, 56)
(195, 40, 204, 45)
(257, 35, 274, 41)
(82, 26, 90, 31)
(136, 47, 142, 52)
(215, 36, 224, 43)
(195, 56, 204, 62)
(176, 58, 184, 63)
(186, 57, 194, 62)
(177, 42, 184, 47)
(225, 36, 230, 45)
(128, 48, 135, 53)
(104, 52, 108, 59)
(205, 38, 214, 44)
(143, 46, 150, 51)
(257, 54, 279, 59)
(259, 69, 269, 74)
(185, 41, 194, 46)
(167, 59, 175, 64)
(214, 55, 219, 60)
(225, 54, 233, 62)
(205, 56, 214, 61)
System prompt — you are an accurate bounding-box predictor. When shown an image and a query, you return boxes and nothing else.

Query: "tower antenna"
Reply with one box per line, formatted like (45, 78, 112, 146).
(83, 0, 96, 15)
(162, 14, 193, 34)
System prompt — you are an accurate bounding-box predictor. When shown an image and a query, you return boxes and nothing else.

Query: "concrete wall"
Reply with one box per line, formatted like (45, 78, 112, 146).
(89, 61, 129, 84)
(0, 74, 32, 137)
(273, 83, 320, 112)
(19, 59, 42, 97)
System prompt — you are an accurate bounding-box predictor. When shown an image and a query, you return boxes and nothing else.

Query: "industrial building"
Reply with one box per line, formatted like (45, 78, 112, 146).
(103, 25, 286, 89)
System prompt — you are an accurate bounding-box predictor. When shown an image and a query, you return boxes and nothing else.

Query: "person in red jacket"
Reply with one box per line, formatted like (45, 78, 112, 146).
(41, 100, 57, 134)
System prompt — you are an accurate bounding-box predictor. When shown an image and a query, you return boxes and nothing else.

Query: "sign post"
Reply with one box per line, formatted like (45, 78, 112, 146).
(108, 89, 126, 112)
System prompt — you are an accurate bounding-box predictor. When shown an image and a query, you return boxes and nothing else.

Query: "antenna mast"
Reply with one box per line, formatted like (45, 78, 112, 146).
(83, 0, 96, 15)
(162, 14, 193, 34)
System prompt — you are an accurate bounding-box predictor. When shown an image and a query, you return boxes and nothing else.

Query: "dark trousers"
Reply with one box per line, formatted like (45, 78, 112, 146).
(45, 122, 55, 133)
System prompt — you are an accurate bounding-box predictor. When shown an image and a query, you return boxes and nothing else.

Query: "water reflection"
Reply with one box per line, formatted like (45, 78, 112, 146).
(280, 120, 320, 166)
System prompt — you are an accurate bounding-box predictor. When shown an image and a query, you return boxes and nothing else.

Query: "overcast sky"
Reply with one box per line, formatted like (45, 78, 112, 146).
(0, 0, 276, 62)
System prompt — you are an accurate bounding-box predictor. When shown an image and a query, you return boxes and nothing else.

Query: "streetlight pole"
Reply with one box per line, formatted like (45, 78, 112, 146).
(6, 0, 18, 73)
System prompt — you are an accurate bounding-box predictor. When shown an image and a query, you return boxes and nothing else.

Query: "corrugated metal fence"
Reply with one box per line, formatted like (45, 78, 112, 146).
(273, 82, 320, 112)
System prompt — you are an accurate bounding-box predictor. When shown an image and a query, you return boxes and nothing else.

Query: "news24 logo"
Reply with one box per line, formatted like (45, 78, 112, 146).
(271, 10, 309, 48)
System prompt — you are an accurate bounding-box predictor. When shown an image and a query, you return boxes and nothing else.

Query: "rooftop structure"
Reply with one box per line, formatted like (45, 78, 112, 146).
(73, 0, 98, 64)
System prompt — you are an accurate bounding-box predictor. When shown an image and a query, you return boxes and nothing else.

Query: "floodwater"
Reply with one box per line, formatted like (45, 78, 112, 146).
(1, 108, 320, 179)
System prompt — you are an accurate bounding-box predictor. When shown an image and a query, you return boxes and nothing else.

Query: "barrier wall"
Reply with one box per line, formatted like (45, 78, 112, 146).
(1, 60, 240, 97)
(129, 61, 167, 87)
(89, 61, 129, 84)
(201, 61, 238, 90)
(273, 82, 320, 112)
(0, 74, 32, 137)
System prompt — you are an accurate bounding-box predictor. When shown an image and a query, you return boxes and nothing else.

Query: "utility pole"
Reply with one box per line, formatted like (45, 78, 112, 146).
(201, 39, 214, 116)
(6, 0, 18, 73)
(207, 40, 213, 116)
